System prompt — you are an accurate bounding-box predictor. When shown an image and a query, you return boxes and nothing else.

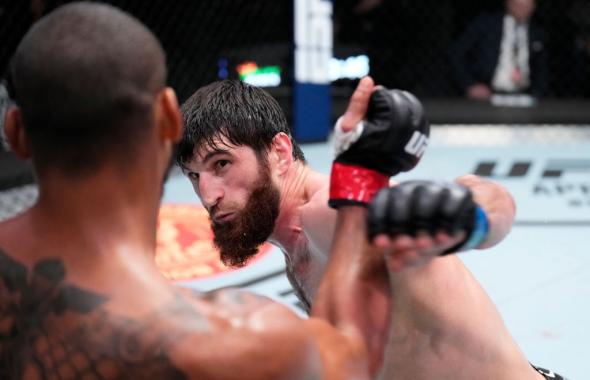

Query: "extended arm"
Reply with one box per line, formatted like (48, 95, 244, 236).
(309, 78, 540, 380)
(172, 288, 370, 380)
(312, 76, 430, 376)
(312, 206, 390, 377)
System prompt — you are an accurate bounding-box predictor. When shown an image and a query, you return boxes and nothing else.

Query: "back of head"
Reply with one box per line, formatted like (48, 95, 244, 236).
(177, 80, 305, 166)
(10, 2, 166, 177)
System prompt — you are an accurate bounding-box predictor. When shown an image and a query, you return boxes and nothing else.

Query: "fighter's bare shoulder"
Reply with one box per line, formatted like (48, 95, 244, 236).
(175, 287, 369, 379)
(173, 288, 326, 380)
(300, 180, 337, 255)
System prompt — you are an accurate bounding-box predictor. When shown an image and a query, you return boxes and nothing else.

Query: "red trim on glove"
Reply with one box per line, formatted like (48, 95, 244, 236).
(330, 162, 389, 206)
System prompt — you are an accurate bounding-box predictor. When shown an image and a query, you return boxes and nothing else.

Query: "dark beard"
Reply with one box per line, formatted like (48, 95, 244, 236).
(211, 166, 280, 268)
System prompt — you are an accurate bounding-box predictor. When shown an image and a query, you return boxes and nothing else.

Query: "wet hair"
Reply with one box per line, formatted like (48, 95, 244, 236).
(10, 2, 166, 177)
(177, 80, 305, 167)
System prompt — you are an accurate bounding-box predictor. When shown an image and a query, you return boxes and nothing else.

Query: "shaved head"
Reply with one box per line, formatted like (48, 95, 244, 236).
(11, 2, 166, 177)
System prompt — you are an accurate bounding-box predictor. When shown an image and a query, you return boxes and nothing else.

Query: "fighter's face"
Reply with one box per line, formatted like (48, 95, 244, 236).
(183, 138, 280, 267)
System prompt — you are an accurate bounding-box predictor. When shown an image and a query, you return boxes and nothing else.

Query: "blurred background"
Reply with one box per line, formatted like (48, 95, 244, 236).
(0, 1, 589, 378)
(3, 0, 590, 206)
(1, 0, 590, 135)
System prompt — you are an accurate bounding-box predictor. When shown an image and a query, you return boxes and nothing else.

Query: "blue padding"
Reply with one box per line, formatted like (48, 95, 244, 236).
(293, 82, 331, 142)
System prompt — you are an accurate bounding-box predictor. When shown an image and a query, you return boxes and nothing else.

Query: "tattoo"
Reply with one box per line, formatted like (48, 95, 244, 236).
(285, 265, 311, 315)
(0, 249, 208, 379)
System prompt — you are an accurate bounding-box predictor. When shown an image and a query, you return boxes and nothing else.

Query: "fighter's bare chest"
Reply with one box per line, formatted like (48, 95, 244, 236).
(282, 234, 328, 304)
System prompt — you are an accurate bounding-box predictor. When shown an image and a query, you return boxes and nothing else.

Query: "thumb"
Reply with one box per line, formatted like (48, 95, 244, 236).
(340, 76, 375, 132)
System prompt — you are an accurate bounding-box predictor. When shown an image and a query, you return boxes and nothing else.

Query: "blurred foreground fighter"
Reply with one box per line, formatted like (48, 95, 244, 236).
(0, 3, 413, 379)
(178, 77, 564, 378)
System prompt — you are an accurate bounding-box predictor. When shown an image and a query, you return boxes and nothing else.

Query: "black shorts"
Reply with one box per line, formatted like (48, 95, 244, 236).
(532, 364, 567, 380)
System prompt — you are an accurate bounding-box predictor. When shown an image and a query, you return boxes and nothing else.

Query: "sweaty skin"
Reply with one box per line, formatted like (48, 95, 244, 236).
(316, 205, 545, 380)
(0, 91, 370, 380)
(0, 228, 365, 380)
(284, 79, 541, 379)
(184, 77, 544, 379)
(0, 3, 377, 378)
(285, 80, 541, 379)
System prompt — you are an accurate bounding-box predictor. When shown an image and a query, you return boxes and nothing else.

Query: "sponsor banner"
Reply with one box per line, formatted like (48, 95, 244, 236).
(396, 144, 590, 223)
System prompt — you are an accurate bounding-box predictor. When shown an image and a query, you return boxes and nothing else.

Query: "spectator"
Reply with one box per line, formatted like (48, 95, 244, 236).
(449, 0, 549, 100)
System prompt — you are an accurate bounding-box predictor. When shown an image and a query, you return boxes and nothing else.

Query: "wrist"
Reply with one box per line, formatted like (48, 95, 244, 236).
(441, 206, 489, 255)
(329, 162, 389, 208)
(461, 206, 489, 251)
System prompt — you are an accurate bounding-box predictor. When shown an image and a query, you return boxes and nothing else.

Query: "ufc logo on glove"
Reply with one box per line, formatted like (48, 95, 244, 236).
(404, 131, 429, 158)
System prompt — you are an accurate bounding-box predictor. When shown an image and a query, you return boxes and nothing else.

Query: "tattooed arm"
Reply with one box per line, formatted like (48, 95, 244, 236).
(0, 248, 369, 380)
(0, 250, 192, 380)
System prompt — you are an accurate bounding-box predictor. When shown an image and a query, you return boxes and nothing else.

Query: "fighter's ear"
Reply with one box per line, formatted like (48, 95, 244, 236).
(270, 132, 293, 175)
(3, 106, 31, 159)
(156, 87, 183, 143)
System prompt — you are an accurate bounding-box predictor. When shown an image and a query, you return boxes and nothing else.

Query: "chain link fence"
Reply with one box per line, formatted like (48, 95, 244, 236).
(2, 1, 590, 101)
(1, 0, 589, 219)
(0, 0, 292, 103)
(1, 0, 589, 193)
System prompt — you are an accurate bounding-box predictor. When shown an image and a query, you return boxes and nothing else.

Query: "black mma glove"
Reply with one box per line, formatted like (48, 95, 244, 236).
(367, 181, 489, 254)
(329, 88, 430, 208)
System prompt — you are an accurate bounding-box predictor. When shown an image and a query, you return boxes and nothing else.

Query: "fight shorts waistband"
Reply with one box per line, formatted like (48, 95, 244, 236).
(531, 364, 567, 380)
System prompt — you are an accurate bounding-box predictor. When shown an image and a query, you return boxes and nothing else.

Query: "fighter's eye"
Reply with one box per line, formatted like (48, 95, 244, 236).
(187, 172, 199, 181)
(216, 160, 230, 169)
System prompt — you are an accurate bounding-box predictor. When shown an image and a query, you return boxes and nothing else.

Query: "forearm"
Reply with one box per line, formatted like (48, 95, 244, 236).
(319, 81, 430, 376)
(312, 206, 390, 377)
(454, 174, 516, 249)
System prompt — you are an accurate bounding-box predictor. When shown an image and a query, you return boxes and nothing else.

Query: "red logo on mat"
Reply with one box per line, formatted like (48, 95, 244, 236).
(155, 204, 271, 281)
